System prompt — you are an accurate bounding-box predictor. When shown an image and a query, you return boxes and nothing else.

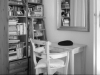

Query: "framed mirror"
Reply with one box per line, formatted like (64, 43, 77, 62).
(56, 0, 90, 32)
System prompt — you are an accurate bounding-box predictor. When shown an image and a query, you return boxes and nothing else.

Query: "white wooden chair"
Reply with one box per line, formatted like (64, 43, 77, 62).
(30, 38, 69, 75)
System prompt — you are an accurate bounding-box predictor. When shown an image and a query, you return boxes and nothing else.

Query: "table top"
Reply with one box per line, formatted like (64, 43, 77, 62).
(50, 42, 86, 53)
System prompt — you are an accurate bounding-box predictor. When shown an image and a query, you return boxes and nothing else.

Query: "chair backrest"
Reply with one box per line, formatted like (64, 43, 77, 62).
(30, 38, 51, 66)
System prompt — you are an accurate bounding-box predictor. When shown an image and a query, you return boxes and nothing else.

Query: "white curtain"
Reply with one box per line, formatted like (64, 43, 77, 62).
(74, 0, 86, 27)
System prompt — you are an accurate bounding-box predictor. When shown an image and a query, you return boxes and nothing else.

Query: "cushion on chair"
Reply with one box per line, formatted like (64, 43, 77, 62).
(35, 47, 45, 53)
(35, 58, 65, 69)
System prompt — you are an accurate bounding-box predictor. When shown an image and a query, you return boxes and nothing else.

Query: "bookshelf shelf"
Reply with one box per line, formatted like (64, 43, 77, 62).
(34, 29, 45, 31)
(9, 3, 25, 6)
(61, 7, 70, 9)
(28, 16, 45, 19)
(9, 57, 28, 62)
(63, 17, 70, 19)
(28, 2, 42, 5)
(9, 16, 27, 18)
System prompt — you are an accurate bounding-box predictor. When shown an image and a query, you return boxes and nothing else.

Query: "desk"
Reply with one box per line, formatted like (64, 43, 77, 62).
(50, 42, 86, 75)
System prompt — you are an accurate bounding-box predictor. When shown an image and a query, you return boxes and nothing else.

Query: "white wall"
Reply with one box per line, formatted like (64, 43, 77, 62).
(44, 0, 94, 74)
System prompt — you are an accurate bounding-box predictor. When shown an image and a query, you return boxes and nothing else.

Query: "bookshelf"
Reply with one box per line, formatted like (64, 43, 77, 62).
(28, 0, 46, 41)
(7, 0, 45, 74)
(27, 0, 46, 74)
(8, 0, 29, 74)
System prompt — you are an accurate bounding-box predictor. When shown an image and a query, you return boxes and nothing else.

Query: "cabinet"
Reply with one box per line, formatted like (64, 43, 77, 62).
(7, 0, 46, 74)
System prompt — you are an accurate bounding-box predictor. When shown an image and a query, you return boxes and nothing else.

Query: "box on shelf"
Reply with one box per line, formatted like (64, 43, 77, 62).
(28, 5, 43, 17)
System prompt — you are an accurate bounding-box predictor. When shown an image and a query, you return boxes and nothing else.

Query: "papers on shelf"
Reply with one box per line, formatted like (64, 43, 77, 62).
(9, 31, 18, 35)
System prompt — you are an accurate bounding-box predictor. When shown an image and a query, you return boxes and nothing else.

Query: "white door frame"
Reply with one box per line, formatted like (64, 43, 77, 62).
(93, 0, 100, 74)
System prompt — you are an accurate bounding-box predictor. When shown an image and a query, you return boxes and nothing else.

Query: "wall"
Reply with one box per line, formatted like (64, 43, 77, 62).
(0, 0, 9, 74)
(44, 0, 94, 74)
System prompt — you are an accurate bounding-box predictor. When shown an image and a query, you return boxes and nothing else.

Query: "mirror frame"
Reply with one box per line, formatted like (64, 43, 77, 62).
(56, 0, 90, 32)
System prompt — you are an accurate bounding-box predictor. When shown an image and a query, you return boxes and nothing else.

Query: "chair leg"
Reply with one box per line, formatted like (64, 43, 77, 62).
(65, 66, 68, 75)
(36, 69, 39, 75)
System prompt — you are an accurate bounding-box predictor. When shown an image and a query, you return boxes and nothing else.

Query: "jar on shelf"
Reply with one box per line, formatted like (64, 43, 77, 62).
(39, 24, 42, 29)
(63, 19, 69, 26)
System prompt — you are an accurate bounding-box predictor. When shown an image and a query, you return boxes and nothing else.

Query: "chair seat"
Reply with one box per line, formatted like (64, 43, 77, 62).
(35, 58, 65, 69)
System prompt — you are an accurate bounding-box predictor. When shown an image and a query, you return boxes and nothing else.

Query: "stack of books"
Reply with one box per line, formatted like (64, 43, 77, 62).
(9, 18, 18, 36)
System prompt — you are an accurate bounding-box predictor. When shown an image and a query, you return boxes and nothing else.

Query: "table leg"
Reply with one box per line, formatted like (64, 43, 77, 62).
(81, 47, 86, 74)
(70, 50, 75, 75)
